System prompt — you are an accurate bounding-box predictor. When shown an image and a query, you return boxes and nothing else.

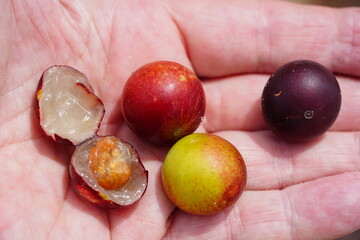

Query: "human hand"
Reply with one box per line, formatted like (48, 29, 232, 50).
(0, 0, 359, 239)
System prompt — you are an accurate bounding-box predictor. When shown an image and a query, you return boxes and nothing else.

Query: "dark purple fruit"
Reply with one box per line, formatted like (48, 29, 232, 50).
(261, 60, 341, 142)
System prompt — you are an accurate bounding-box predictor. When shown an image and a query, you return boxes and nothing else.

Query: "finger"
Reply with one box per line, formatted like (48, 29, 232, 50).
(164, 172, 360, 240)
(168, 0, 360, 77)
(217, 130, 360, 190)
(201, 74, 265, 132)
(202, 74, 360, 132)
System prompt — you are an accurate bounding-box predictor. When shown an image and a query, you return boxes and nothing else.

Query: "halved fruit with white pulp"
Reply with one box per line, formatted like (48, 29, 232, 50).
(35, 65, 148, 208)
(35, 65, 104, 145)
(70, 136, 148, 208)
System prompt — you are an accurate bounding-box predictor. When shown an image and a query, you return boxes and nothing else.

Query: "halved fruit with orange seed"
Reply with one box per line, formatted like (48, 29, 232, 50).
(70, 136, 148, 208)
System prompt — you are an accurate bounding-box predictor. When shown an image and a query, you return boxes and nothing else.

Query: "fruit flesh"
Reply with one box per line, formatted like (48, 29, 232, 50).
(261, 60, 341, 141)
(36, 65, 148, 208)
(89, 137, 132, 190)
(37, 65, 104, 145)
(162, 133, 247, 215)
(122, 61, 206, 145)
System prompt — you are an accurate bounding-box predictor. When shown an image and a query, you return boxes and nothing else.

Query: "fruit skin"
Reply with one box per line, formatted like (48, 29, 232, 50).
(122, 61, 206, 145)
(162, 133, 247, 215)
(70, 164, 120, 208)
(261, 60, 341, 142)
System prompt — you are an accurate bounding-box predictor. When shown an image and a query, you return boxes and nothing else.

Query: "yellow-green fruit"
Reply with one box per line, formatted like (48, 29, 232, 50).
(162, 133, 247, 215)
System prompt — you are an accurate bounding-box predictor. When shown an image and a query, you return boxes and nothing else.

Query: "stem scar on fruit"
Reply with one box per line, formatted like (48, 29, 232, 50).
(304, 110, 314, 119)
(89, 137, 132, 190)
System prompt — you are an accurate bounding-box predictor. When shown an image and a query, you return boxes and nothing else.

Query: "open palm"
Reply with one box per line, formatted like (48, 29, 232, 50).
(1, 0, 360, 239)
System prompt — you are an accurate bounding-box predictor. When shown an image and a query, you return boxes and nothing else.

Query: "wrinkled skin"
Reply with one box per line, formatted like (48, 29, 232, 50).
(0, 0, 360, 239)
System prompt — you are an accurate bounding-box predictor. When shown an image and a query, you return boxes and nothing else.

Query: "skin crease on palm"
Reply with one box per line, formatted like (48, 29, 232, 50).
(0, 0, 360, 239)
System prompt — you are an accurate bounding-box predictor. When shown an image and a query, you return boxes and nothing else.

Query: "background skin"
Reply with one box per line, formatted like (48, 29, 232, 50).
(0, 0, 360, 239)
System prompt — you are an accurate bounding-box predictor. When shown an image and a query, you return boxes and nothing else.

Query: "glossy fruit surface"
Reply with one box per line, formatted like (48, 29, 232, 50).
(35, 65, 104, 145)
(162, 133, 247, 215)
(122, 61, 206, 145)
(261, 60, 341, 141)
(70, 136, 148, 208)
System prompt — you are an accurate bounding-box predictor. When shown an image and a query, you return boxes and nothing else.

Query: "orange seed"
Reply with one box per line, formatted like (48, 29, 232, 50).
(89, 137, 131, 190)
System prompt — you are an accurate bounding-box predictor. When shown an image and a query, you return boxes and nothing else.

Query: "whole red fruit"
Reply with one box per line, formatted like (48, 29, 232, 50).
(122, 61, 206, 145)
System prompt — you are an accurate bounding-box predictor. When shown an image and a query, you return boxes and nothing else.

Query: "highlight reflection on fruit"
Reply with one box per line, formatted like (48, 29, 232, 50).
(122, 61, 206, 145)
(162, 133, 247, 215)
(261, 60, 341, 142)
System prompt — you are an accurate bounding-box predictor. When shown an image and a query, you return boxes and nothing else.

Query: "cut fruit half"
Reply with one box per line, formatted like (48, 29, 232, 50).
(70, 136, 148, 208)
(35, 65, 148, 208)
(35, 65, 104, 145)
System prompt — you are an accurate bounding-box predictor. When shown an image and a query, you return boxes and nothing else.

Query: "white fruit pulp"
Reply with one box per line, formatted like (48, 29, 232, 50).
(39, 66, 104, 145)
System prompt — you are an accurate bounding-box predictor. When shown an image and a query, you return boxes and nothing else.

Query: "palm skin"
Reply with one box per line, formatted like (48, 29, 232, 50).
(0, 0, 359, 239)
